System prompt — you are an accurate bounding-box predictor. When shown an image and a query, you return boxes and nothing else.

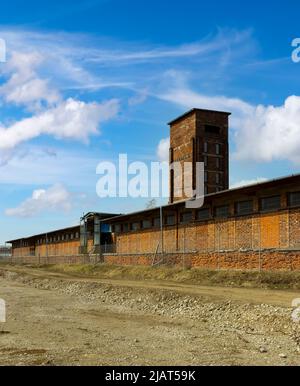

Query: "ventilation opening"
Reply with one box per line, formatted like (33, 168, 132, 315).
(205, 125, 221, 135)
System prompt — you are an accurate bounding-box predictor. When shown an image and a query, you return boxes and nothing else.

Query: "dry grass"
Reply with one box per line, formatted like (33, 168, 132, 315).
(27, 263, 300, 291)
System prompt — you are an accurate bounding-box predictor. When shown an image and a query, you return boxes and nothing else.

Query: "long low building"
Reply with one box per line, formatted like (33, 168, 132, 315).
(8, 174, 300, 270)
(7, 108, 300, 271)
(103, 174, 300, 270)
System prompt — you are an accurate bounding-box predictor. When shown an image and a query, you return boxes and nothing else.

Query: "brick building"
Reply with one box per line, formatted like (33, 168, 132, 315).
(7, 108, 300, 271)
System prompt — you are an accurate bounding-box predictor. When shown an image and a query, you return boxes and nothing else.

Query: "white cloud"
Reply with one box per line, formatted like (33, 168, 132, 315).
(5, 184, 73, 217)
(157, 79, 300, 165)
(234, 95, 300, 164)
(0, 51, 60, 110)
(157, 137, 170, 162)
(0, 98, 119, 152)
(230, 177, 268, 189)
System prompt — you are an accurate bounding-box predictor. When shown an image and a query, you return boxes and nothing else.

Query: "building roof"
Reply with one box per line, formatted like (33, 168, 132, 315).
(7, 173, 300, 243)
(104, 173, 300, 223)
(168, 108, 231, 126)
(7, 212, 119, 243)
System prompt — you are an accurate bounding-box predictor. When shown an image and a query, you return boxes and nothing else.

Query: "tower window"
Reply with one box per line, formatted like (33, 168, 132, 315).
(205, 125, 221, 135)
(204, 142, 208, 153)
(216, 173, 220, 184)
(216, 158, 220, 169)
(216, 144, 221, 155)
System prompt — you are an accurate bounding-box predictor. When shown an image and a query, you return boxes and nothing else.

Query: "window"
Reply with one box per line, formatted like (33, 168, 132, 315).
(115, 224, 122, 233)
(123, 223, 129, 233)
(261, 196, 281, 212)
(289, 192, 300, 207)
(70, 234, 74, 240)
(197, 208, 210, 221)
(216, 158, 220, 169)
(205, 125, 220, 135)
(153, 218, 161, 228)
(180, 211, 193, 223)
(215, 205, 230, 218)
(204, 156, 208, 167)
(165, 215, 176, 226)
(75, 232, 79, 239)
(216, 173, 220, 184)
(142, 220, 151, 229)
(236, 200, 253, 216)
(204, 171, 208, 183)
(131, 222, 140, 231)
(204, 142, 208, 153)
(216, 144, 221, 155)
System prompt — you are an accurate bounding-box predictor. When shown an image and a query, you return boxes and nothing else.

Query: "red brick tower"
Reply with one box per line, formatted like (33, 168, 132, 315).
(169, 109, 230, 203)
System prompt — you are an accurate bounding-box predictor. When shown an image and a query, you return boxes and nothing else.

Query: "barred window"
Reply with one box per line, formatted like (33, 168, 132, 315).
(142, 220, 152, 229)
(131, 222, 140, 231)
(153, 218, 161, 228)
(115, 224, 122, 233)
(215, 205, 230, 218)
(165, 215, 176, 226)
(180, 211, 193, 223)
(261, 196, 281, 212)
(236, 200, 253, 216)
(197, 208, 210, 221)
(289, 192, 300, 207)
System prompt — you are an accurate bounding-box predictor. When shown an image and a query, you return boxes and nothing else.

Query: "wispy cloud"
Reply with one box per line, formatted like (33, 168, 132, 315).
(0, 97, 119, 152)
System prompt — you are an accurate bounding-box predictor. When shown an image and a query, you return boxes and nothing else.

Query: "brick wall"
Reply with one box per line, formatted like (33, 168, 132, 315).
(103, 250, 300, 271)
(114, 208, 300, 255)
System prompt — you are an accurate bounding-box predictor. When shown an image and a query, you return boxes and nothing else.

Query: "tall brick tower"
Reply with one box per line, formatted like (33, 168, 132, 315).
(169, 108, 230, 204)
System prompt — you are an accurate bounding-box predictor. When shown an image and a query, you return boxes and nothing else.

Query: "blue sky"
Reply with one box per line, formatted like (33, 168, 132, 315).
(0, 0, 300, 243)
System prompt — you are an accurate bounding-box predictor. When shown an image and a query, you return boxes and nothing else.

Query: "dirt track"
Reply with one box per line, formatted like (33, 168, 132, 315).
(1, 265, 300, 366)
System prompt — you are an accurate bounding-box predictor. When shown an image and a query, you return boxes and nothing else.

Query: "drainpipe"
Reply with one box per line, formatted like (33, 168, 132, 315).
(160, 206, 164, 254)
(46, 233, 48, 265)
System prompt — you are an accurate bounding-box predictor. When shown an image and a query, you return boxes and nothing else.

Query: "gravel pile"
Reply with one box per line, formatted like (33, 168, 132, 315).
(1, 268, 300, 359)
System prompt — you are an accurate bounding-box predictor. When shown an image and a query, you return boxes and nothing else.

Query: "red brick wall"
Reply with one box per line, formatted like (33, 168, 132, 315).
(104, 250, 300, 272)
(114, 208, 300, 254)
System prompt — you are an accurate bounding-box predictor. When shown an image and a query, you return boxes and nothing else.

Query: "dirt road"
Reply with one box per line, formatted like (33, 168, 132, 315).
(0, 265, 300, 366)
